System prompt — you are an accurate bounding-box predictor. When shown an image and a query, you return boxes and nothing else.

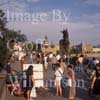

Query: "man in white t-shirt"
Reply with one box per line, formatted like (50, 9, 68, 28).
(56, 54, 61, 61)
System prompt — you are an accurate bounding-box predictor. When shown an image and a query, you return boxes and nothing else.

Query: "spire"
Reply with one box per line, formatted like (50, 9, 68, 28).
(45, 35, 48, 42)
(44, 35, 49, 47)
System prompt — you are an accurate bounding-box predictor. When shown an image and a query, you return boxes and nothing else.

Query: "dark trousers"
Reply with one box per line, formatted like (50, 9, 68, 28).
(52, 64, 57, 71)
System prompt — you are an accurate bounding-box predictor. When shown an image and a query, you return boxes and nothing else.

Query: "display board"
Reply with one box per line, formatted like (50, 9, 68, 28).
(23, 64, 44, 87)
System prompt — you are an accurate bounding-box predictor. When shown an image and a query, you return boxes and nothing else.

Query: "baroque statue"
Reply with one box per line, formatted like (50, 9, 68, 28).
(59, 29, 70, 55)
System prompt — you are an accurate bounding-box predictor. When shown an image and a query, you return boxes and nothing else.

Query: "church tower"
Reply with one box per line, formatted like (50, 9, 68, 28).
(43, 35, 49, 48)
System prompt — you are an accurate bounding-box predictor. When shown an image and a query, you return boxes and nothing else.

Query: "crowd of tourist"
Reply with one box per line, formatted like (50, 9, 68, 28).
(5, 51, 100, 100)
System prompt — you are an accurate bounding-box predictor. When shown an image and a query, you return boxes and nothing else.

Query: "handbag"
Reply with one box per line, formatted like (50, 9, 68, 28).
(57, 69, 68, 88)
(30, 86, 37, 98)
(61, 77, 68, 88)
(66, 78, 72, 87)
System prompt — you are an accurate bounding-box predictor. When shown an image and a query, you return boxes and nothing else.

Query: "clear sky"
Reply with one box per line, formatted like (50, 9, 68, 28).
(0, 0, 100, 45)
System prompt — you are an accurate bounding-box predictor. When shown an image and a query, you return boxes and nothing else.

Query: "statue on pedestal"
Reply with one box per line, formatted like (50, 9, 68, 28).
(59, 29, 70, 55)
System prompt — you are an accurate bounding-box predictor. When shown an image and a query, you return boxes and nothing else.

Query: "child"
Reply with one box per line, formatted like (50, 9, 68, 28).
(11, 80, 20, 95)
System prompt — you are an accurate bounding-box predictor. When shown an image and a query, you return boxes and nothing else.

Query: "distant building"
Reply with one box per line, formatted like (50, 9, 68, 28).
(42, 35, 60, 54)
(93, 45, 100, 53)
(72, 42, 93, 53)
(81, 42, 93, 53)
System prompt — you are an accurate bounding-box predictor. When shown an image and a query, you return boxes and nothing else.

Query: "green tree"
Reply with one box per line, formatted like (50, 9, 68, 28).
(0, 9, 27, 67)
(1, 29, 27, 42)
(0, 10, 9, 67)
(0, 10, 7, 31)
(0, 37, 9, 66)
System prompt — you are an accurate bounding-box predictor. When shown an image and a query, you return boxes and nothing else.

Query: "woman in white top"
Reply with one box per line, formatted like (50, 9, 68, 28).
(54, 63, 63, 96)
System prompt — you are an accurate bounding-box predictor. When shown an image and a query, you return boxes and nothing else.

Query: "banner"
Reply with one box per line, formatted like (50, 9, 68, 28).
(23, 64, 44, 87)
